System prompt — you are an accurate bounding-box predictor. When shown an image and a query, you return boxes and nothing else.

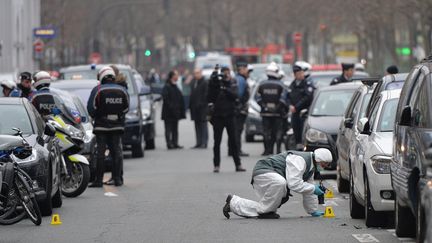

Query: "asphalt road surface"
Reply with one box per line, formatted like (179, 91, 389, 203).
(0, 109, 416, 243)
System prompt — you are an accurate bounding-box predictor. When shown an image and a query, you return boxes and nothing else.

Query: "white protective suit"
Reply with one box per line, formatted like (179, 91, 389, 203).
(230, 153, 317, 217)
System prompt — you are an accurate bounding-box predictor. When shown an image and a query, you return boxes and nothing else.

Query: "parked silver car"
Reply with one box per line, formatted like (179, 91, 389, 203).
(349, 89, 401, 227)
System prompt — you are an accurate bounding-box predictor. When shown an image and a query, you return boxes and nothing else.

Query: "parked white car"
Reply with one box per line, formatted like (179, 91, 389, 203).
(349, 88, 401, 227)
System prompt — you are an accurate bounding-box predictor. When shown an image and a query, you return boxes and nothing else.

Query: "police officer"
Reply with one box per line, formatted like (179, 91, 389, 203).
(207, 66, 246, 173)
(222, 148, 333, 219)
(330, 63, 355, 85)
(87, 66, 129, 187)
(287, 65, 315, 150)
(30, 71, 61, 118)
(229, 62, 250, 157)
(10, 72, 34, 99)
(256, 62, 288, 156)
(1, 80, 16, 97)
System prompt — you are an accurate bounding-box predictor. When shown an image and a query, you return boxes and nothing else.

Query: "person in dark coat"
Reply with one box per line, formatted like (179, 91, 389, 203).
(162, 70, 186, 149)
(330, 63, 355, 85)
(189, 68, 208, 148)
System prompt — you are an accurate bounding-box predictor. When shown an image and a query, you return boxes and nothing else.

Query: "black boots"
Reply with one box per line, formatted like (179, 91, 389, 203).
(223, 195, 232, 219)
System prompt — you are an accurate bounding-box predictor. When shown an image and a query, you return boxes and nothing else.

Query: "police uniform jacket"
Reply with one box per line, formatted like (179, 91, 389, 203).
(287, 78, 314, 112)
(87, 83, 129, 134)
(235, 74, 250, 116)
(256, 78, 287, 117)
(330, 74, 350, 86)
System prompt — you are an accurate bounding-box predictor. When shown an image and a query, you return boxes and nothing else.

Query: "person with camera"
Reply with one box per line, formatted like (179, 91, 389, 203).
(256, 62, 288, 156)
(287, 65, 315, 150)
(222, 148, 332, 219)
(207, 66, 246, 173)
(87, 66, 129, 187)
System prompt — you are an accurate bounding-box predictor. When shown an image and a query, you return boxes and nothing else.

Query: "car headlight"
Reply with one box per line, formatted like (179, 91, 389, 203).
(371, 155, 392, 174)
(141, 100, 152, 120)
(248, 106, 260, 118)
(126, 109, 140, 120)
(84, 129, 94, 144)
(11, 149, 37, 164)
(305, 128, 328, 143)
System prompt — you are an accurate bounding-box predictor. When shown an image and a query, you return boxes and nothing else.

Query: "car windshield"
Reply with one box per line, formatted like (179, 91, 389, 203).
(311, 73, 369, 87)
(61, 69, 136, 95)
(249, 65, 293, 82)
(59, 88, 93, 104)
(385, 81, 404, 90)
(0, 105, 33, 135)
(195, 57, 232, 70)
(311, 89, 355, 116)
(378, 98, 398, 132)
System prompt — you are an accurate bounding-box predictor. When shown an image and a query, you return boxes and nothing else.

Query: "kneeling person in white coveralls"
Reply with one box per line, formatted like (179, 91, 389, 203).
(223, 148, 332, 219)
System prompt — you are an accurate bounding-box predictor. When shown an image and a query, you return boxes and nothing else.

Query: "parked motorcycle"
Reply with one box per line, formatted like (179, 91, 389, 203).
(48, 110, 90, 198)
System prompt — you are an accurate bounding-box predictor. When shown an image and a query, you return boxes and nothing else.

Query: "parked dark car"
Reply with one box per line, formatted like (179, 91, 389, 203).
(302, 83, 361, 170)
(391, 59, 432, 240)
(0, 98, 62, 216)
(52, 73, 145, 158)
(335, 84, 373, 192)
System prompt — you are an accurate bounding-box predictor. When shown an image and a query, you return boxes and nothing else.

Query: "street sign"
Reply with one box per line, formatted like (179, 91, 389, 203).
(33, 27, 57, 39)
(33, 39, 44, 53)
(293, 32, 302, 43)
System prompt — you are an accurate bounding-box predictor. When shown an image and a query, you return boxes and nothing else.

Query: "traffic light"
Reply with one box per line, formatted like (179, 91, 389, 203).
(188, 51, 196, 59)
(145, 49, 152, 57)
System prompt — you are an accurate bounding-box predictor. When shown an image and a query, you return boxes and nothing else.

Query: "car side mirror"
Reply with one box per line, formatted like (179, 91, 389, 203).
(400, 106, 412, 126)
(300, 109, 308, 119)
(44, 123, 56, 137)
(152, 94, 162, 102)
(344, 117, 354, 129)
(358, 117, 370, 135)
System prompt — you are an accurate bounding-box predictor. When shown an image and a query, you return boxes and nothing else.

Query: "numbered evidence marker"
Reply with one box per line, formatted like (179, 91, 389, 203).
(324, 189, 334, 198)
(51, 214, 62, 225)
(323, 206, 335, 218)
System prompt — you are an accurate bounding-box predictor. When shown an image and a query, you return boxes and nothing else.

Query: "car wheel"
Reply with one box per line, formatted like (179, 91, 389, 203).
(364, 173, 387, 227)
(350, 169, 365, 219)
(245, 134, 254, 143)
(145, 138, 155, 150)
(416, 188, 425, 243)
(337, 168, 350, 193)
(39, 162, 53, 216)
(132, 133, 145, 158)
(395, 196, 416, 237)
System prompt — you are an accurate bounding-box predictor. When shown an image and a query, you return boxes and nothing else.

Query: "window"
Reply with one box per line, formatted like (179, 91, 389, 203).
(344, 91, 360, 118)
(367, 96, 381, 131)
(0, 105, 33, 135)
(358, 93, 372, 120)
(413, 74, 432, 128)
(311, 89, 355, 116)
(377, 98, 399, 132)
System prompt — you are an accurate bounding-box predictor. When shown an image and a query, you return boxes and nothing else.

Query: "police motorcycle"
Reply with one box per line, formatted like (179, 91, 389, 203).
(0, 129, 42, 225)
(47, 106, 90, 198)
(33, 89, 91, 198)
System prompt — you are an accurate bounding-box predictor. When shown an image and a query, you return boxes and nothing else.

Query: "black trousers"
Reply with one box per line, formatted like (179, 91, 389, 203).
(95, 133, 123, 183)
(164, 120, 179, 147)
(262, 117, 284, 154)
(291, 112, 304, 144)
(194, 120, 208, 147)
(212, 116, 241, 167)
(228, 114, 246, 155)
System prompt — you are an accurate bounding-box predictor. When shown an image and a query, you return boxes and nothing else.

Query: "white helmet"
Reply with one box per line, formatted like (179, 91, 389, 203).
(98, 66, 116, 82)
(0, 80, 16, 90)
(278, 70, 286, 79)
(33, 71, 52, 89)
(295, 61, 312, 75)
(314, 148, 333, 163)
(266, 62, 280, 79)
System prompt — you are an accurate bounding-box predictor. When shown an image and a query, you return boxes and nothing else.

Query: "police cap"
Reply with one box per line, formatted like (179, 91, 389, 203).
(342, 63, 355, 71)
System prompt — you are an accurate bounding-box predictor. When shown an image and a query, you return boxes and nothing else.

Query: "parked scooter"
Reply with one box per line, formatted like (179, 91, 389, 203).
(47, 109, 90, 198)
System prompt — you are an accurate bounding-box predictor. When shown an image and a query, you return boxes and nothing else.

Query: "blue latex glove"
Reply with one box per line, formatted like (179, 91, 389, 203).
(314, 185, 324, 196)
(310, 211, 324, 217)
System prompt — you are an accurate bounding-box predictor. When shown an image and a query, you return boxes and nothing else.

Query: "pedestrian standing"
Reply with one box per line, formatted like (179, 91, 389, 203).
(207, 66, 246, 173)
(386, 65, 399, 75)
(87, 66, 129, 187)
(10, 72, 34, 99)
(287, 65, 315, 150)
(256, 62, 288, 156)
(181, 69, 192, 111)
(162, 70, 186, 149)
(330, 63, 355, 85)
(189, 69, 208, 149)
(222, 148, 332, 219)
(229, 62, 250, 157)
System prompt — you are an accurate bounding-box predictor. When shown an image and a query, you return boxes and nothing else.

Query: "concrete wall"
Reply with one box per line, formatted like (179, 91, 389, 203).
(0, 0, 40, 77)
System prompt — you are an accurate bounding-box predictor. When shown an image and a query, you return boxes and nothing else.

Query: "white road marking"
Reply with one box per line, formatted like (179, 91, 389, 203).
(386, 229, 395, 233)
(104, 192, 118, 197)
(352, 234, 379, 242)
